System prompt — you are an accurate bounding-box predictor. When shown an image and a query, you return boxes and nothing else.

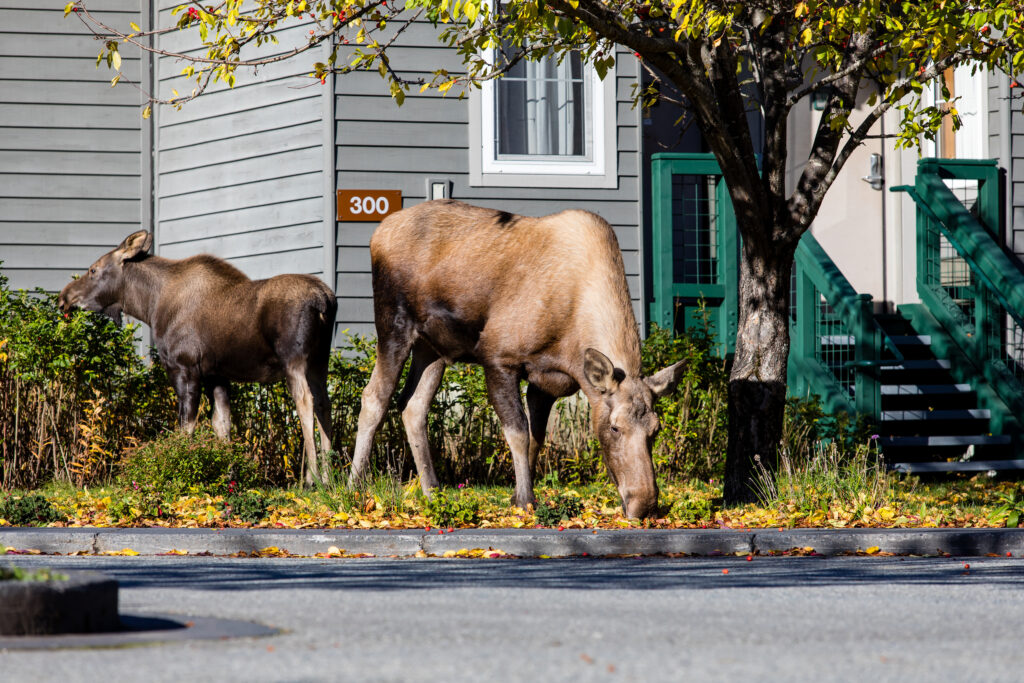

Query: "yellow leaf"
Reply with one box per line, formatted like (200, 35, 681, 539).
(120, 547, 139, 556)
(799, 28, 812, 46)
(110, 73, 121, 87)
(64, 2, 75, 17)
(442, 550, 457, 558)
(130, 21, 141, 31)
(419, 82, 430, 93)
(865, 546, 880, 555)
(795, 2, 808, 17)
(111, 50, 121, 71)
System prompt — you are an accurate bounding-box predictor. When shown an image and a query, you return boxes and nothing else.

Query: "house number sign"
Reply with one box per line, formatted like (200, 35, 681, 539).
(337, 189, 402, 221)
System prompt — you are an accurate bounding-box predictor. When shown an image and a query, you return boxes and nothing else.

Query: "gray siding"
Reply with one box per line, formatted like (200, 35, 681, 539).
(1010, 79, 1024, 257)
(0, 0, 146, 292)
(334, 31, 643, 340)
(154, 3, 327, 282)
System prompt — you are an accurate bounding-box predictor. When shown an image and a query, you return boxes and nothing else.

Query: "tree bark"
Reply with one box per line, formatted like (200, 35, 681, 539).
(723, 236, 796, 505)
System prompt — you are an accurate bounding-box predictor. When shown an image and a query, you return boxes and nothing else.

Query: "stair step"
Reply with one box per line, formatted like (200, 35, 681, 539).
(879, 434, 1011, 448)
(880, 360, 951, 371)
(880, 384, 972, 395)
(880, 409, 990, 421)
(892, 459, 1024, 474)
(820, 335, 854, 345)
(889, 335, 932, 346)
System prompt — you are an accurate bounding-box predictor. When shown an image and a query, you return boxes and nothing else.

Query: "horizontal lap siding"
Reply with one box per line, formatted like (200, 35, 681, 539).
(0, 1, 144, 293)
(335, 35, 643, 340)
(1009, 76, 1024, 258)
(154, 9, 326, 285)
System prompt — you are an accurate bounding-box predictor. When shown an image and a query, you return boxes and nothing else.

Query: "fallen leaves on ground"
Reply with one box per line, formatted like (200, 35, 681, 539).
(2, 478, 1023, 532)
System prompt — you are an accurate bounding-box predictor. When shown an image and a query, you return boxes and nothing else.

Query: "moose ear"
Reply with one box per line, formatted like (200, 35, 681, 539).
(644, 359, 687, 398)
(115, 230, 153, 263)
(583, 348, 621, 395)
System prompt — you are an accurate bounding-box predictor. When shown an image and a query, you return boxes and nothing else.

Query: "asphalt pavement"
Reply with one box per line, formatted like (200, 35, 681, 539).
(2, 553, 1024, 682)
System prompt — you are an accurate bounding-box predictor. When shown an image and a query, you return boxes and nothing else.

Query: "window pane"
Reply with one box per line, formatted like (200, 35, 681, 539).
(495, 52, 587, 158)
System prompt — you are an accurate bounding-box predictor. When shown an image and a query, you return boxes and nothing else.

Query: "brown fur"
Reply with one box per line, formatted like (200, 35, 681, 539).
(350, 200, 687, 518)
(58, 231, 337, 485)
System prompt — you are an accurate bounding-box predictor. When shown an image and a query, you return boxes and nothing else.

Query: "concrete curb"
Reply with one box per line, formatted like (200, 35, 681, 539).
(0, 570, 118, 636)
(4, 527, 1024, 557)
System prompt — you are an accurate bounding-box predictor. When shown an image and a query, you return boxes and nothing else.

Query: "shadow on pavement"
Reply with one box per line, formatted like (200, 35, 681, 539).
(44, 556, 1024, 593)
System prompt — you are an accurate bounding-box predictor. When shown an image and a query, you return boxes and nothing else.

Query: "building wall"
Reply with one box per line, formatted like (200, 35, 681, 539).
(0, 0, 146, 291)
(1007, 77, 1024, 257)
(1, 10, 647, 347)
(153, 3, 329, 283)
(333, 30, 644, 340)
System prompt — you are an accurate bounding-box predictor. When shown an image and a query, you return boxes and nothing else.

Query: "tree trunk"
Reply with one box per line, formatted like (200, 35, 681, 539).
(723, 239, 795, 505)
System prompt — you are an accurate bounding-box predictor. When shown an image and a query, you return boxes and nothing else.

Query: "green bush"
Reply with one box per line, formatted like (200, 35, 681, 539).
(222, 488, 271, 523)
(0, 269, 176, 490)
(423, 487, 481, 527)
(0, 494, 66, 526)
(534, 492, 584, 526)
(118, 429, 260, 496)
(642, 319, 730, 481)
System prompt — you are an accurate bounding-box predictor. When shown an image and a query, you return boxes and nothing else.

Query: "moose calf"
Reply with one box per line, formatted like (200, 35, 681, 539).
(58, 231, 337, 484)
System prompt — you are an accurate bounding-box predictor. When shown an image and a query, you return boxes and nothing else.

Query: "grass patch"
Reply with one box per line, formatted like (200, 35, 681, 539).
(0, 566, 68, 582)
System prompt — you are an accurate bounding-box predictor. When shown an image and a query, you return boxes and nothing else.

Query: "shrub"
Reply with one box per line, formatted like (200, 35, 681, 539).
(533, 492, 584, 526)
(118, 429, 260, 496)
(642, 319, 729, 481)
(222, 489, 271, 523)
(0, 270, 176, 490)
(0, 494, 66, 526)
(423, 488, 481, 527)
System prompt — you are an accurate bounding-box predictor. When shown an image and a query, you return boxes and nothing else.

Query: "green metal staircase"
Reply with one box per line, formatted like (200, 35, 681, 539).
(649, 154, 1024, 472)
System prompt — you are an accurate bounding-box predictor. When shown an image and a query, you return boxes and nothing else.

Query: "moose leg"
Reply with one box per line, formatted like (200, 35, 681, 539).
(286, 364, 321, 486)
(306, 362, 333, 481)
(397, 344, 445, 494)
(525, 384, 555, 474)
(484, 365, 535, 510)
(168, 366, 201, 434)
(209, 383, 231, 440)
(349, 334, 413, 487)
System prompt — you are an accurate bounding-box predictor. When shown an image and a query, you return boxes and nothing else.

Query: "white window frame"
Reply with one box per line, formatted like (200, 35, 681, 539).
(469, 50, 617, 188)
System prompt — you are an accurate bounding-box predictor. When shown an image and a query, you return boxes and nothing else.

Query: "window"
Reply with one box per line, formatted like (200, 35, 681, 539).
(470, 49, 617, 188)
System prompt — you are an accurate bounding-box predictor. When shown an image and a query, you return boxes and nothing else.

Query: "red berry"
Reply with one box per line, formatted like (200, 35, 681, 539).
(722, 569, 729, 574)
(746, 555, 752, 561)
(557, 525, 565, 531)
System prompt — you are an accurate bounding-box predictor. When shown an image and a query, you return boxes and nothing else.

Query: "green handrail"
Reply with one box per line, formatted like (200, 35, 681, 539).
(789, 231, 896, 419)
(892, 157, 1024, 437)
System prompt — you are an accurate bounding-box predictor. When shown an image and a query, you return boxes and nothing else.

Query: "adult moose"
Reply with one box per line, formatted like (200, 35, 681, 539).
(58, 231, 337, 484)
(350, 200, 686, 519)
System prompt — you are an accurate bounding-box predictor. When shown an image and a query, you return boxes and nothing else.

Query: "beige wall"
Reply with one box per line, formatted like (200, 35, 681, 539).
(787, 95, 921, 310)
